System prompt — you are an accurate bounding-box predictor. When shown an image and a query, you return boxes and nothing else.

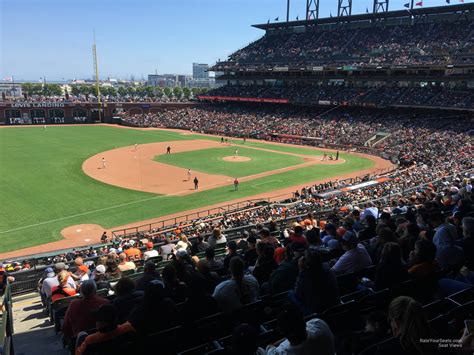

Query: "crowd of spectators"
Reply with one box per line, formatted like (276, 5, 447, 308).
(215, 20, 474, 69)
(18, 166, 474, 354)
(3, 100, 474, 354)
(200, 84, 474, 109)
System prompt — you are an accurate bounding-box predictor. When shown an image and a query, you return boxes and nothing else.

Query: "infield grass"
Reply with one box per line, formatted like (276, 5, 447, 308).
(0, 126, 374, 254)
(155, 146, 305, 177)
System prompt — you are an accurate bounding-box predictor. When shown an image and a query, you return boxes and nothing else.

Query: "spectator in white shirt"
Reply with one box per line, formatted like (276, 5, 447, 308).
(143, 242, 159, 261)
(332, 231, 373, 275)
(361, 202, 379, 221)
(266, 305, 335, 355)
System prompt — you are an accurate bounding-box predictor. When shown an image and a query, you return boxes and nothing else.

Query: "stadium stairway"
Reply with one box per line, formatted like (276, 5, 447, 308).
(11, 293, 67, 355)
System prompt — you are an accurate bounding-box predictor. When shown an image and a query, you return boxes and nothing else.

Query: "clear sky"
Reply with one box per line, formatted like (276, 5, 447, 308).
(0, 0, 470, 80)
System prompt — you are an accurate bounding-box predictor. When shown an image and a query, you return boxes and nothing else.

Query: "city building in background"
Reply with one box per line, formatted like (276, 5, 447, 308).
(192, 63, 209, 80)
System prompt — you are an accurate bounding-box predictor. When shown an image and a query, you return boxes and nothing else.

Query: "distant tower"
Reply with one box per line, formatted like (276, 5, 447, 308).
(373, 0, 389, 13)
(306, 0, 320, 20)
(92, 30, 102, 123)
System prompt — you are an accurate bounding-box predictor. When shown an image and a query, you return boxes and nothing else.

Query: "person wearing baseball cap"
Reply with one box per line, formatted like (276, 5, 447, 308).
(331, 230, 372, 275)
(143, 241, 159, 261)
(40, 263, 75, 298)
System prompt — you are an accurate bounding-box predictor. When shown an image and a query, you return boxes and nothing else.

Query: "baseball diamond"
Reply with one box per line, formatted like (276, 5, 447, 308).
(0, 125, 387, 257)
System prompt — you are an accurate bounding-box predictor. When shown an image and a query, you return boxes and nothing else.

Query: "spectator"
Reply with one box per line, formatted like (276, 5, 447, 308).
(161, 265, 188, 303)
(135, 261, 162, 291)
(331, 231, 373, 275)
(458, 217, 474, 270)
(213, 256, 259, 313)
(196, 259, 220, 293)
(223, 241, 240, 272)
(159, 236, 175, 260)
(92, 265, 110, 291)
(373, 296, 434, 355)
(269, 244, 299, 294)
(408, 239, 438, 280)
(51, 270, 77, 302)
(112, 277, 143, 324)
(259, 228, 279, 247)
(205, 247, 223, 270)
(75, 304, 135, 355)
(62, 280, 110, 347)
(266, 305, 335, 355)
(208, 228, 227, 247)
(117, 253, 136, 272)
(290, 249, 339, 315)
(143, 242, 158, 261)
(288, 225, 308, 247)
(191, 235, 210, 254)
(105, 258, 122, 280)
(244, 236, 259, 267)
(431, 212, 458, 256)
(41, 262, 75, 298)
(124, 242, 142, 261)
(128, 280, 179, 335)
(252, 242, 278, 286)
(374, 242, 409, 290)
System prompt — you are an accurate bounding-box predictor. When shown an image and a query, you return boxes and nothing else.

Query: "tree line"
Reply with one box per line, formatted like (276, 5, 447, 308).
(21, 83, 209, 100)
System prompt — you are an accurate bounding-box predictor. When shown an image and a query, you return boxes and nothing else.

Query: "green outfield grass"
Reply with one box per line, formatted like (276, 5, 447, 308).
(155, 146, 305, 177)
(0, 126, 374, 254)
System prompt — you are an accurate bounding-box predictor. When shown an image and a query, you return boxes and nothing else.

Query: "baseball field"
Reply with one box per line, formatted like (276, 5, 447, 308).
(0, 125, 391, 257)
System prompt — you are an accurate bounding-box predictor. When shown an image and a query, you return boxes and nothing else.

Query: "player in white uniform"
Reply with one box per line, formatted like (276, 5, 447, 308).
(187, 168, 192, 181)
(101, 157, 106, 169)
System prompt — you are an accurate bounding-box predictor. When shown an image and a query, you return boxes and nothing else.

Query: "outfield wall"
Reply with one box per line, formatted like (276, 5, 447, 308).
(0, 101, 196, 124)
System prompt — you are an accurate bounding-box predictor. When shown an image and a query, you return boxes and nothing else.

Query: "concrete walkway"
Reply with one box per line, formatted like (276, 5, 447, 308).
(11, 294, 67, 355)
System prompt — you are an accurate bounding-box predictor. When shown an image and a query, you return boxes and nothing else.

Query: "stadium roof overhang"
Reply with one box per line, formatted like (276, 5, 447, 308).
(252, 3, 474, 30)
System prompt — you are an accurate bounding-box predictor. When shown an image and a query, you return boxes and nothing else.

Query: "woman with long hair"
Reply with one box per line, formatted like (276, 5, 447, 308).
(375, 296, 435, 355)
(213, 256, 259, 313)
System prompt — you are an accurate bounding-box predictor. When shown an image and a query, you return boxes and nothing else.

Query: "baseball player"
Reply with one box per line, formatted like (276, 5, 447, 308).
(234, 148, 238, 158)
(101, 157, 106, 169)
(187, 168, 192, 181)
(134, 143, 138, 151)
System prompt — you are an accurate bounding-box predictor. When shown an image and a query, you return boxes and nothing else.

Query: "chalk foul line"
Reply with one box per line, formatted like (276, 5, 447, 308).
(0, 195, 166, 234)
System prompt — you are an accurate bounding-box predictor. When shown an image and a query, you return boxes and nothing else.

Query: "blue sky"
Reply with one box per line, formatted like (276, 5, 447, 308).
(0, 0, 469, 80)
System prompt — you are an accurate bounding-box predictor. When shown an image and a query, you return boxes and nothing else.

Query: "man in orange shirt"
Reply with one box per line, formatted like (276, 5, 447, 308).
(123, 242, 141, 261)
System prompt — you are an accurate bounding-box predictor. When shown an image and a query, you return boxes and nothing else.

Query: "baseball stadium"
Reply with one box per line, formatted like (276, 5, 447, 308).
(0, 1, 473, 355)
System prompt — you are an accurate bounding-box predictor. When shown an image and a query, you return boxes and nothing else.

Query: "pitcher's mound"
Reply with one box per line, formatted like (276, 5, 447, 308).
(222, 156, 252, 162)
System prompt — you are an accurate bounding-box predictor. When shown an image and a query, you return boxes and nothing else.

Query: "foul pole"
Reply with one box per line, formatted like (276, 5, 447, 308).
(92, 30, 102, 123)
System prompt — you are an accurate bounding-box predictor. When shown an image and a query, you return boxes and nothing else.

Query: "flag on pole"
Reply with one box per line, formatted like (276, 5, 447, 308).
(274, 17, 279, 21)
(415, 1, 423, 6)
(404, 3, 410, 8)
(446, 0, 450, 3)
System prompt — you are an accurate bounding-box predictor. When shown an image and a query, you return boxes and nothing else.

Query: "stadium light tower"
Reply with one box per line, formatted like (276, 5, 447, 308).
(338, 0, 352, 17)
(306, 0, 320, 20)
(373, 0, 389, 13)
(287, 0, 290, 22)
(92, 30, 102, 123)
